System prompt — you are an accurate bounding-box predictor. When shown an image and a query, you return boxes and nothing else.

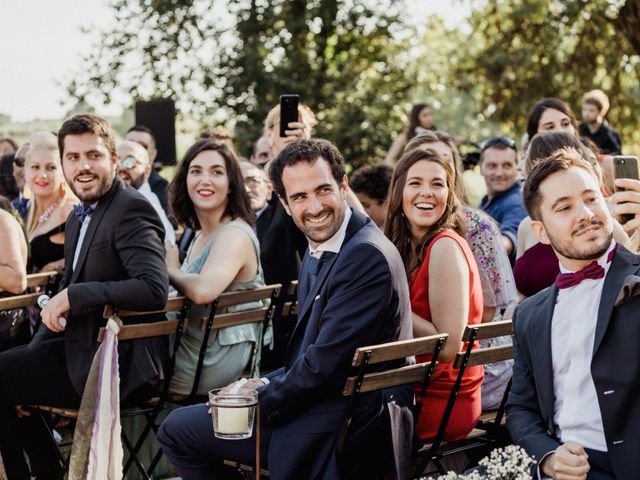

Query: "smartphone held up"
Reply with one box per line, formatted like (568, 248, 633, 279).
(279, 94, 300, 138)
(613, 155, 640, 225)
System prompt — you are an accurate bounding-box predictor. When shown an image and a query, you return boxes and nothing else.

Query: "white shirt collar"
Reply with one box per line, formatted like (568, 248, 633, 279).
(138, 181, 152, 195)
(308, 207, 352, 258)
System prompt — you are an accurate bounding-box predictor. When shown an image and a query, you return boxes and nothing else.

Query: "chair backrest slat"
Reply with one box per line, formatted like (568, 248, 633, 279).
(98, 318, 189, 342)
(343, 363, 429, 396)
(102, 296, 188, 319)
(199, 308, 268, 330)
(287, 281, 298, 296)
(216, 285, 280, 308)
(454, 344, 513, 369)
(461, 319, 512, 342)
(26, 271, 58, 289)
(351, 334, 448, 367)
(0, 292, 40, 310)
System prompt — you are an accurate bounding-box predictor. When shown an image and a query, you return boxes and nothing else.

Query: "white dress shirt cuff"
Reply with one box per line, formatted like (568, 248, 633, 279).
(537, 450, 555, 480)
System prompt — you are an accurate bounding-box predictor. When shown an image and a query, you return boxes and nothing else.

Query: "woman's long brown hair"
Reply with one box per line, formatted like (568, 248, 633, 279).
(384, 148, 465, 279)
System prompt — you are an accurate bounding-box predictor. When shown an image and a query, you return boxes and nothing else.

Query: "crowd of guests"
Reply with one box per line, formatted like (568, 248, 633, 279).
(0, 86, 638, 480)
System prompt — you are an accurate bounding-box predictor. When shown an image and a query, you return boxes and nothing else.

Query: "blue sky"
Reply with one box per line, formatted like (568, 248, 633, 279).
(0, 0, 469, 122)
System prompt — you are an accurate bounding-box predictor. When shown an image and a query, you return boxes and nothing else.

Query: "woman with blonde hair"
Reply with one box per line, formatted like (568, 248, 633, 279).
(25, 131, 76, 273)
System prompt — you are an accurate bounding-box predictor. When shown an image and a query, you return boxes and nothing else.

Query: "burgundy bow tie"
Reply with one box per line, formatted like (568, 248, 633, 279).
(556, 262, 605, 289)
(555, 245, 617, 289)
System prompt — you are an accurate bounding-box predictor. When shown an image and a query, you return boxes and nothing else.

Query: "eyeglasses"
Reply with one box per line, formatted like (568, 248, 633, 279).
(14, 156, 25, 167)
(480, 136, 516, 152)
(117, 155, 146, 170)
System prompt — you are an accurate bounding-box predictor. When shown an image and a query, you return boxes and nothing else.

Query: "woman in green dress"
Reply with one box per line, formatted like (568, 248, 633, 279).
(166, 139, 265, 395)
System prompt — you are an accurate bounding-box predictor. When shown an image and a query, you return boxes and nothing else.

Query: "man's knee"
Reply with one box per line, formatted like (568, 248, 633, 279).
(157, 410, 177, 450)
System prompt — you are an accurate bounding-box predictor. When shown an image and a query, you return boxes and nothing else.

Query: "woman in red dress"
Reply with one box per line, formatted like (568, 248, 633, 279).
(385, 148, 484, 441)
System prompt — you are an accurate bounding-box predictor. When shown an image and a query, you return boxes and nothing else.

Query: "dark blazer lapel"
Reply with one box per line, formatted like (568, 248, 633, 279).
(62, 214, 81, 288)
(593, 245, 640, 357)
(535, 285, 559, 427)
(295, 209, 368, 322)
(70, 178, 121, 283)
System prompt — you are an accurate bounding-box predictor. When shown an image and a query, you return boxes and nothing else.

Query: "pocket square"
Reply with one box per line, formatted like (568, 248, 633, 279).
(614, 275, 640, 307)
(314, 295, 320, 301)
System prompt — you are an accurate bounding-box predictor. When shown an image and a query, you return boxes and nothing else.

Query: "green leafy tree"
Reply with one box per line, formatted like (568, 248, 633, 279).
(66, 0, 414, 168)
(454, 0, 640, 149)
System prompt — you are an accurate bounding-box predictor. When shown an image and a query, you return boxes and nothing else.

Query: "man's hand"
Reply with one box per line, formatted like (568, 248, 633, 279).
(40, 288, 70, 333)
(281, 121, 306, 146)
(541, 441, 590, 480)
(207, 378, 265, 414)
(220, 378, 266, 395)
(610, 178, 640, 234)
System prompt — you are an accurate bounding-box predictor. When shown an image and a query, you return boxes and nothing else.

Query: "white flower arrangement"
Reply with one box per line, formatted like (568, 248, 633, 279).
(423, 445, 534, 480)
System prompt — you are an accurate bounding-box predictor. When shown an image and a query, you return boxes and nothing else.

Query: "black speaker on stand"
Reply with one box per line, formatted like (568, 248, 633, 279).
(134, 98, 177, 166)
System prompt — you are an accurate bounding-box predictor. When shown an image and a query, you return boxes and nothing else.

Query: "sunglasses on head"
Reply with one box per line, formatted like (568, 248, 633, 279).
(117, 155, 145, 170)
(14, 156, 25, 167)
(480, 135, 516, 152)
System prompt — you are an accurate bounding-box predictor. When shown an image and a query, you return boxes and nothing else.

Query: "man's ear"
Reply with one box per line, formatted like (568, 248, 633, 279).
(530, 219, 550, 245)
(278, 195, 292, 216)
(340, 174, 349, 193)
(148, 147, 158, 163)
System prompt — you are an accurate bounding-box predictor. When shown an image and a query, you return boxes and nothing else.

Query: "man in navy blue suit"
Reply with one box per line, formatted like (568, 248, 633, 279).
(158, 138, 414, 479)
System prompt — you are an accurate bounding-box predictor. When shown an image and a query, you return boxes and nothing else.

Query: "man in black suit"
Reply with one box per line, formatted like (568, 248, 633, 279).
(0, 114, 169, 479)
(158, 139, 414, 479)
(507, 148, 640, 479)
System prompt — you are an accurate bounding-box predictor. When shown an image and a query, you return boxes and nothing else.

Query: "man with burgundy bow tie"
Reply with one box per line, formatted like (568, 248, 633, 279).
(0, 114, 168, 479)
(507, 148, 640, 480)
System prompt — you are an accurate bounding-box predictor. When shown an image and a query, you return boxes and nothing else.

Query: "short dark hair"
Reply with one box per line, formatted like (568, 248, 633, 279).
(269, 138, 346, 200)
(523, 147, 596, 221)
(350, 164, 393, 203)
(169, 139, 254, 230)
(583, 97, 603, 113)
(526, 98, 579, 140)
(525, 131, 595, 176)
(127, 124, 156, 146)
(58, 114, 116, 158)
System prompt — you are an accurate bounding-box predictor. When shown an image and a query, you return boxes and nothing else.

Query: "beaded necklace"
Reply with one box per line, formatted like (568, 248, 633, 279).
(38, 199, 60, 224)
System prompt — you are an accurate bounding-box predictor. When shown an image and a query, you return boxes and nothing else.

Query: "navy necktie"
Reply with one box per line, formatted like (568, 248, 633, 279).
(301, 252, 335, 305)
(74, 203, 95, 223)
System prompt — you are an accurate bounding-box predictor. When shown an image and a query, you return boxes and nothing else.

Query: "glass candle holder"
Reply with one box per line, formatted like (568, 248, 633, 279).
(209, 388, 258, 440)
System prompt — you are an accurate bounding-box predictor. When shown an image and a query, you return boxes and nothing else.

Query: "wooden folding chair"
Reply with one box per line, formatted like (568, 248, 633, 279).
(25, 271, 60, 292)
(169, 284, 282, 404)
(31, 296, 192, 479)
(224, 333, 449, 479)
(0, 271, 59, 312)
(414, 319, 514, 477)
